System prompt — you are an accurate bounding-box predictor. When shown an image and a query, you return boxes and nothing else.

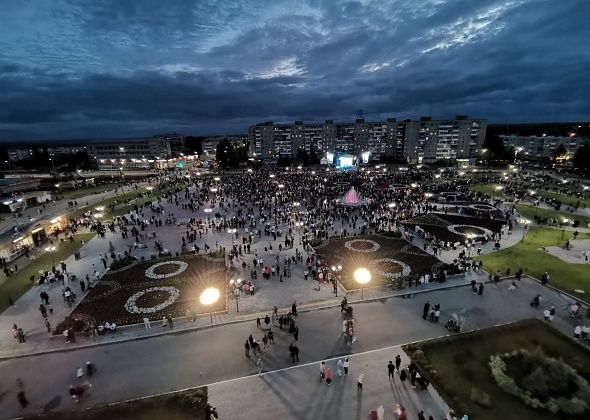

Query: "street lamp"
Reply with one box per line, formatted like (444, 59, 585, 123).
(45, 246, 56, 267)
(354, 267, 371, 300)
(229, 279, 242, 312)
(514, 147, 523, 164)
(200, 287, 220, 323)
(331, 265, 342, 297)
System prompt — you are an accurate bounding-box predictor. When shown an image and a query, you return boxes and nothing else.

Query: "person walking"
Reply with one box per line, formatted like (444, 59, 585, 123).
(320, 361, 326, 381)
(167, 315, 174, 329)
(245, 340, 251, 358)
(337, 359, 343, 376)
(387, 361, 395, 380)
(292, 301, 298, 317)
(44, 318, 51, 333)
(293, 326, 299, 341)
(478, 282, 484, 296)
(262, 333, 269, 350)
(268, 330, 274, 344)
(143, 317, 151, 330)
(325, 367, 333, 385)
(395, 354, 401, 372)
(343, 358, 350, 375)
(357, 373, 364, 390)
(256, 358, 263, 377)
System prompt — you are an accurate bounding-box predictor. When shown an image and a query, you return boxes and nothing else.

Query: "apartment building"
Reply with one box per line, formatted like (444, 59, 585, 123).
(500, 134, 587, 161)
(248, 116, 486, 163)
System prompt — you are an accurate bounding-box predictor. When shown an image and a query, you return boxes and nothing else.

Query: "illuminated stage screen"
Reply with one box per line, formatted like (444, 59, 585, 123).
(336, 154, 355, 169)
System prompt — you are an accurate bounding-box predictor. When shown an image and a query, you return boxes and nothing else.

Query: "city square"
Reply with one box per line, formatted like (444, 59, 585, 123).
(0, 163, 588, 420)
(1, 1, 590, 419)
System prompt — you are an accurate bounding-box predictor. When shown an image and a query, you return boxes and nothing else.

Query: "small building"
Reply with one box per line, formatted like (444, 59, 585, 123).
(0, 191, 52, 213)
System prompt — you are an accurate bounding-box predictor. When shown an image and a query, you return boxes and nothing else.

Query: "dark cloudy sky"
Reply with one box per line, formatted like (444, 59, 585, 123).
(1, 0, 589, 141)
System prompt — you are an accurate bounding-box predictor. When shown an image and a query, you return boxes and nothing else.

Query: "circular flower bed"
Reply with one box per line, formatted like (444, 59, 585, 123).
(489, 349, 590, 414)
(369, 258, 411, 279)
(447, 224, 493, 238)
(345, 239, 380, 253)
(125, 286, 181, 314)
(145, 261, 188, 279)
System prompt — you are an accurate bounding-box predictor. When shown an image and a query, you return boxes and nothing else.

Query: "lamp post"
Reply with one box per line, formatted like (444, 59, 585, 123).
(200, 287, 220, 323)
(354, 267, 371, 300)
(331, 265, 342, 297)
(229, 279, 242, 312)
(45, 245, 56, 268)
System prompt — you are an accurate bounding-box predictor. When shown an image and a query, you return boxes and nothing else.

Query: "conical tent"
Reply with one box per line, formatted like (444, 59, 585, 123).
(344, 187, 360, 205)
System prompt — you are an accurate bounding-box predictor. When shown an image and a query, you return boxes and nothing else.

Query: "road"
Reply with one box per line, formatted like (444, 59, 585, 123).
(0, 278, 573, 419)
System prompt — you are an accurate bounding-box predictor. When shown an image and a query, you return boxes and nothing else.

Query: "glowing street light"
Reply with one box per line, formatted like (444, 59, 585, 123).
(229, 279, 242, 312)
(200, 287, 220, 323)
(354, 268, 371, 300)
(45, 245, 57, 267)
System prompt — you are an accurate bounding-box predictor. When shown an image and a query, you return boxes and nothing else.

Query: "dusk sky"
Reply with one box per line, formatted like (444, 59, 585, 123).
(1, 0, 589, 141)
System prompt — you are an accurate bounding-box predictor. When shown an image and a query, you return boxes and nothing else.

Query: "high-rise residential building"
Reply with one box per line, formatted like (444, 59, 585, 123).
(500, 134, 588, 161)
(248, 116, 486, 163)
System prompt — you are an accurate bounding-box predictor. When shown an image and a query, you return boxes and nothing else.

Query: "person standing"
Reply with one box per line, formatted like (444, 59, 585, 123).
(143, 317, 151, 330)
(478, 282, 484, 296)
(256, 358, 263, 377)
(343, 358, 350, 375)
(422, 300, 430, 320)
(44, 318, 51, 333)
(395, 354, 401, 372)
(292, 301, 298, 317)
(293, 326, 299, 341)
(262, 333, 269, 350)
(418, 410, 426, 420)
(245, 340, 250, 358)
(320, 361, 326, 381)
(387, 361, 395, 380)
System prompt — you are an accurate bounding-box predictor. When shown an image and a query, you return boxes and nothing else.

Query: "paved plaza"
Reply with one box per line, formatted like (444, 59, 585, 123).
(0, 175, 588, 420)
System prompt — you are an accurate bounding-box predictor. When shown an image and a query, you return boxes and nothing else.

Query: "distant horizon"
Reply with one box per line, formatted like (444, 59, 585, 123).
(1, 119, 589, 146)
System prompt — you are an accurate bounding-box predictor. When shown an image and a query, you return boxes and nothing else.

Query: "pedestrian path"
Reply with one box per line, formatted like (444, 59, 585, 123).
(208, 344, 449, 420)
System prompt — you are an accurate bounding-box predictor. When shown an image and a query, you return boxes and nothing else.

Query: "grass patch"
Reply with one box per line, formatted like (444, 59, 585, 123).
(36, 387, 207, 420)
(58, 184, 120, 200)
(404, 319, 590, 420)
(470, 184, 506, 199)
(475, 226, 590, 296)
(0, 233, 96, 314)
(536, 190, 590, 209)
(515, 204, 590, 227)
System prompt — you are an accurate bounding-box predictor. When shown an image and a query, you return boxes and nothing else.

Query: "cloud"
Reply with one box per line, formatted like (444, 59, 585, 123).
(0, 0, 589, 140)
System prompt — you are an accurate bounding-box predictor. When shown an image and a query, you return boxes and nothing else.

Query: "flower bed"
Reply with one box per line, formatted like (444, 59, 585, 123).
(66, 256, 227, 328)
(316, 235, 443, 290)
(403, 212, 505, 244)
(489, 349, 590, 414)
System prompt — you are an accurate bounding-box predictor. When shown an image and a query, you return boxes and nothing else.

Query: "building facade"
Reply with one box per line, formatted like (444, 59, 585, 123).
(248, 116, 486, 163)
(500, 134, 588, 161)
(86, 139, 172, 170)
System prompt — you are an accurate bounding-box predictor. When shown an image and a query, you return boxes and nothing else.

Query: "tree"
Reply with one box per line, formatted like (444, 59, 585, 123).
(215, 139, 248, 168)
(573, 142, 590, 175)
(553, 143, 568, 160)
(481, 127, 510, 165)
(185, 136, 205, 155)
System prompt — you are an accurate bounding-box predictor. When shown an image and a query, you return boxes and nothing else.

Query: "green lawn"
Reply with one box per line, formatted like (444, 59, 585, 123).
(470, 183, 506, 199)
(515, 204, 590, 227)
(475, 226, 590, 297)
(0, 233, 96, 314)
(58, 183, 120, 200)
(68, 188, 149, 219)
(404, 320, 590, 420)
(536, 190, 590, 208)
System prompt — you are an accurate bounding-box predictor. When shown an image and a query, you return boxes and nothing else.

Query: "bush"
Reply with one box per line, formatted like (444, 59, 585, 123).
(490, 349, 590, 414)
(110, 256, 137, 271)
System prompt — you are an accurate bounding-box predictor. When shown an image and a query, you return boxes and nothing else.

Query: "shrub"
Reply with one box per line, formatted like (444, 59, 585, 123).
(489, 349, 590, 414)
